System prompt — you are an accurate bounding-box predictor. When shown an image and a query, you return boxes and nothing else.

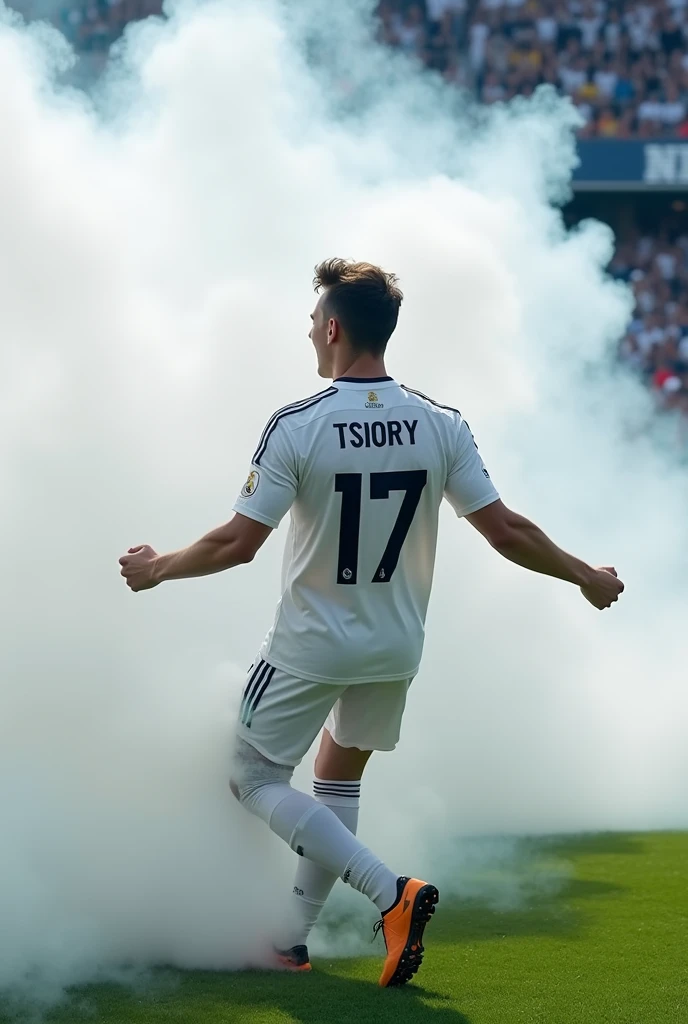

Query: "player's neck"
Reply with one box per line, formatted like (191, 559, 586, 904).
(332, 353, 389, 382)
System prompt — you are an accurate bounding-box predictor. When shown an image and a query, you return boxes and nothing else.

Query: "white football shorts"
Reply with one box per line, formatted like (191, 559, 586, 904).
(235, 657, 413, 767)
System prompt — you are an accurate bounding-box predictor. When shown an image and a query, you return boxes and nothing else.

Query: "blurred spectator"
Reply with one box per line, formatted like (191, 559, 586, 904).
(10, 0, 162, 54)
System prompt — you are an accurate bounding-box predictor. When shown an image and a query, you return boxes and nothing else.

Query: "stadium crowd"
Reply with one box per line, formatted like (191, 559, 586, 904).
(12, 0, 161, 67)
(614, 210, 688, 418)
(11, 0, 688, 137)
(377, 0, 688, 139)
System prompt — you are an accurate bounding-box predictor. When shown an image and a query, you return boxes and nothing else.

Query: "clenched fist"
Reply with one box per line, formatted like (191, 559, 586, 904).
(119, 545, 160, 592)
(580, 566, 624, 610)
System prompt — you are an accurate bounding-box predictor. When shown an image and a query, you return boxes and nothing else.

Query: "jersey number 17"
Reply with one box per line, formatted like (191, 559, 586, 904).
(334, 470, 427, 585)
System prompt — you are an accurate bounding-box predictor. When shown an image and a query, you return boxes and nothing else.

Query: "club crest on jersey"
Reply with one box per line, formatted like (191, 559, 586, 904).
(365, 391, 384, 409)
(241, 469, 260, 497)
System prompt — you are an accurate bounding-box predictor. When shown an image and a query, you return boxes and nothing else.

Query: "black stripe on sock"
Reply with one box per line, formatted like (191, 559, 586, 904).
(313, 785, 361, 797)
(313, 782, 361, 790)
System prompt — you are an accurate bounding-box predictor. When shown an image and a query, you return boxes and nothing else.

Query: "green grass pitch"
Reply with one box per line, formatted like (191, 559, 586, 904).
(4, 832, 686, 1024)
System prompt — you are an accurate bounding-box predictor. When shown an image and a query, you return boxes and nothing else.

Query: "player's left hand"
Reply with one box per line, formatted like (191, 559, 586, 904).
(119, 545, 160, 592)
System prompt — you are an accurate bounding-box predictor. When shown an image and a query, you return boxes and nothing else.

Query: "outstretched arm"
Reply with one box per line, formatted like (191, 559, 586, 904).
(466, 500, 624, 609)
(442, 415, 623, 610)
(119, 514, 272, 592)
(466, 500, 594, 585)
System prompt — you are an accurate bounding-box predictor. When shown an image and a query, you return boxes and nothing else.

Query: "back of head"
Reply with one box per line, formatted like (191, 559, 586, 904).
(313, 258, 404, 356)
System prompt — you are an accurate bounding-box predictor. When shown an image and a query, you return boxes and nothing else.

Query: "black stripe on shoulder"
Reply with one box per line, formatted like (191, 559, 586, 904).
(252, 387, 335, 464)
(400, 384, 461, 415)
(254, 387, 334, 452)
(253, 387, 337, 466)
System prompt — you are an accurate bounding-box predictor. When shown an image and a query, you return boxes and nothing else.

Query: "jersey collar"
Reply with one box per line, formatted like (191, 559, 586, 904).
(334, 376, 396, 387)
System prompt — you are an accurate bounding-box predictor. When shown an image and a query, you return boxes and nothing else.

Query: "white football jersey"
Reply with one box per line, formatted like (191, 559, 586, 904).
(233, 376, 499, 684)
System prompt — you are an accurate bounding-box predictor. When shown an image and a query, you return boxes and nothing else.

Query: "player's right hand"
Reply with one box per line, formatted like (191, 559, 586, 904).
(580, 566, 624, 610)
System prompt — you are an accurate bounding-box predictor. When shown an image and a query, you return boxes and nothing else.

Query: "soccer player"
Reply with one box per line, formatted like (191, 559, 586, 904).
(119, 259, 624, 987)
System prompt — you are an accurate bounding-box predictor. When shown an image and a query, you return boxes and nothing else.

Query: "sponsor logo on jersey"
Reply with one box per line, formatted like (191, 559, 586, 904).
(365, 390, 384, 409)
(482, 466, 490, 478)
(241, 469, 260, 497)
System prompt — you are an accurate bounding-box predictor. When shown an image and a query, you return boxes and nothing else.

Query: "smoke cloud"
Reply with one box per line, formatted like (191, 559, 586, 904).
(0, 0, 686, 1007)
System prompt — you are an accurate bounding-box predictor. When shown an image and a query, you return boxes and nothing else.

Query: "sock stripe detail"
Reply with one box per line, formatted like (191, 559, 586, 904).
(311, 786, 360, 794)
(313, 781, 361, 798)
(315, 786, 362, 794)
(313, 780, 361, 788)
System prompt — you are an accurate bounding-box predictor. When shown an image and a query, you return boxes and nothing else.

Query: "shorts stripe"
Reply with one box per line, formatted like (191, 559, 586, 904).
(241, 660, 269, 723)
(244, 666, 276, 728)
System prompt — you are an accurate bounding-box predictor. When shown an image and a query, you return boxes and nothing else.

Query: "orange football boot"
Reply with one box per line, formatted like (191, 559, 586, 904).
(375, 876, 439, 987)
(274, 944, 312, 972)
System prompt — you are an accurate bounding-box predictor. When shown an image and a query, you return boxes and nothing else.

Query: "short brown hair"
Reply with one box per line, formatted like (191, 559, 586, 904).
(313, 258, 403, 356)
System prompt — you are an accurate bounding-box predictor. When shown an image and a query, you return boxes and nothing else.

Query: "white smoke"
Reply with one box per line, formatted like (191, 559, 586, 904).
(0, 0, 686, 1007)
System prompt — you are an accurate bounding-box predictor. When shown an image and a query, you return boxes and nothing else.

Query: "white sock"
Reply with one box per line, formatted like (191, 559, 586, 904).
(282, 777, 361, 948)
(241, 780, 398, 913)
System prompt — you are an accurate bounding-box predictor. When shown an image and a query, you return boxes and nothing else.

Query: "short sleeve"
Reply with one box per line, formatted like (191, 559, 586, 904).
(233, 418, 298, 529)
(444, 416, 499, 518)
